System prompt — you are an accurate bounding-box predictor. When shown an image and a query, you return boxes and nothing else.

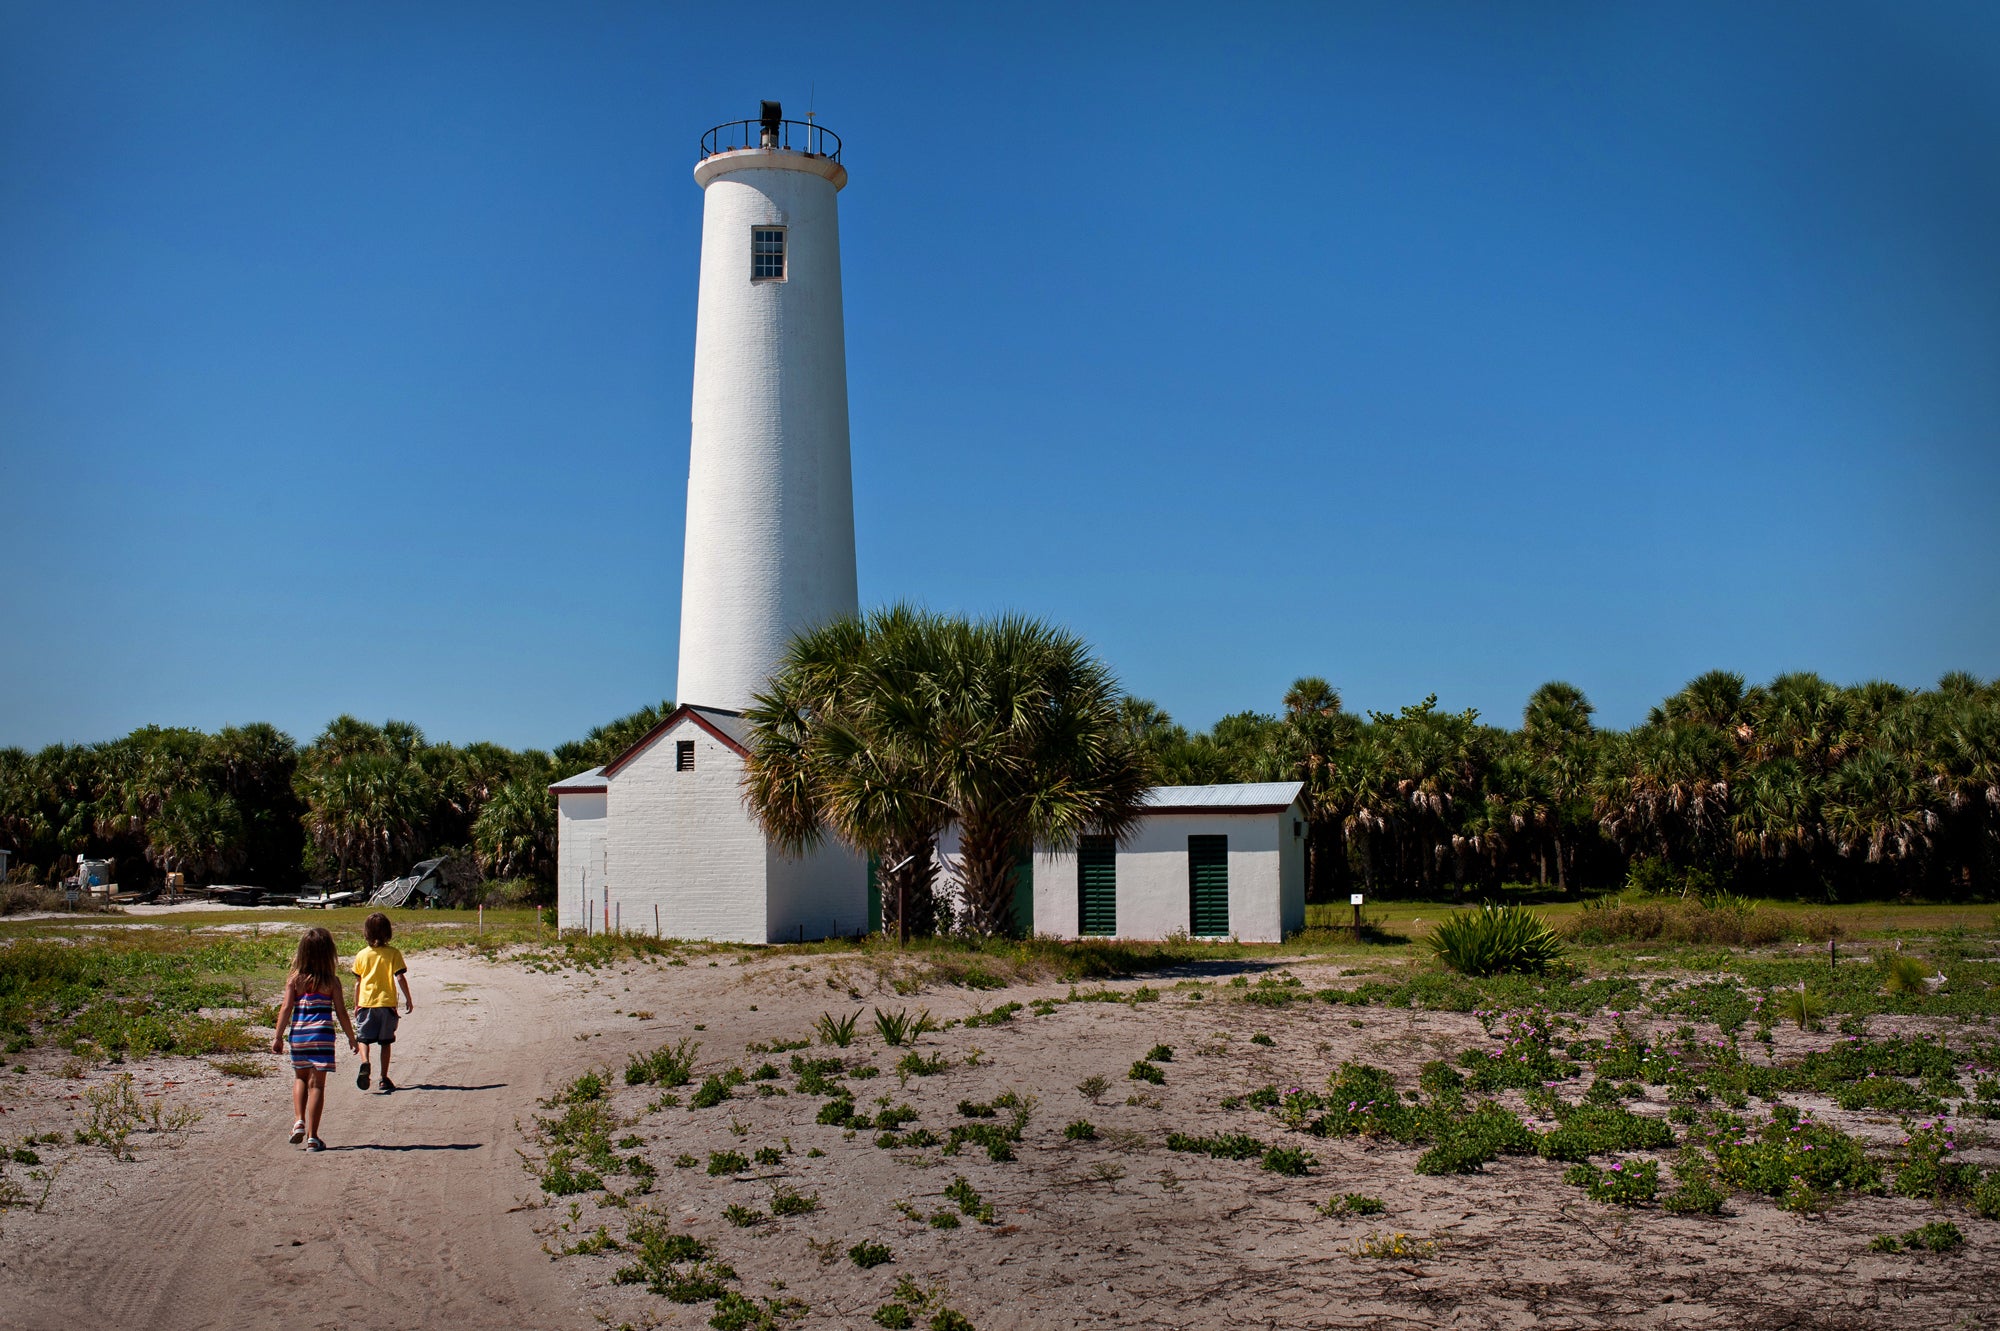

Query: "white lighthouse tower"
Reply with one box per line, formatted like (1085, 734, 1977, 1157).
(550, 103, 865, 943)
(677, 101, 858, 711)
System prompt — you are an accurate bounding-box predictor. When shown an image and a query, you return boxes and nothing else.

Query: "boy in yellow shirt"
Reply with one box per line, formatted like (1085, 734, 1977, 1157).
(351, 912, 413, 1093)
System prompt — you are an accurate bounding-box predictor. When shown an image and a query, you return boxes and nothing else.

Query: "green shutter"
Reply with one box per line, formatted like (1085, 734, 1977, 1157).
(1078, 836, 1117, 937)
(867, 853, 881, 935)
(1008, 850, 1034, 939)
(1188, 835, 1229, 937)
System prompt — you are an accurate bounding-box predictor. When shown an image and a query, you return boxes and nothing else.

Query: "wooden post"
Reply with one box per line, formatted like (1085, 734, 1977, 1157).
(615, 901, 621, 935)
(478, 904, 484, 935)
(604, 886, 610, 934)
(654, 903, 661, 938)
(1829, 936, 1836, 971)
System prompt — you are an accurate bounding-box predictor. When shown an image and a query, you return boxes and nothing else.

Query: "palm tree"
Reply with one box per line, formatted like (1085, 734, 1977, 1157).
(743, 608, 958, 940)
(1824, 749, 1935, 878)
(1280, 677, 1354, 899)
(744, 609, 1148, 939)
(474, 778, 556, 882)
(1595, 721, 1733, 869)
(148, 788, 246, 884)
(941, 615, 1150, 936)
(1522, 682, 1596, 890)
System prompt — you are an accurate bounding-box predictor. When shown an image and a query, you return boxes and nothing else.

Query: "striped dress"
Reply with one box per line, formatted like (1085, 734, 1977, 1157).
(288, 989, 337, 1071)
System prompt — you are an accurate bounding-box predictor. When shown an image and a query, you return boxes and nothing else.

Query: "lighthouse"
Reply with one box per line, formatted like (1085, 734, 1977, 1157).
(677, 100, 858, 711)
(550, 103, 865, 944)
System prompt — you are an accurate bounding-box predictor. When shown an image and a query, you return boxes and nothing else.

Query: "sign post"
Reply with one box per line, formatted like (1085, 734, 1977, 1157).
(1350, 892, 1365, 934)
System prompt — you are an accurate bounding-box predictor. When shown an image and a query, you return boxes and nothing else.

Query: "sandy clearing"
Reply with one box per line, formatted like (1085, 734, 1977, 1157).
(0, 952, 597, 1331)
(0, 948, 1994, 1330)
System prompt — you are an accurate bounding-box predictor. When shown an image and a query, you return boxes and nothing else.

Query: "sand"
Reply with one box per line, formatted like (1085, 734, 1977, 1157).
(1, 948, 1994, 1330)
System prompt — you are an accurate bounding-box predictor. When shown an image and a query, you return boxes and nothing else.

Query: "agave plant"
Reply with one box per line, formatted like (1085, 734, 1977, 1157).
(1427, 904, 1564, 976)
(815, 1011, 860, 1048)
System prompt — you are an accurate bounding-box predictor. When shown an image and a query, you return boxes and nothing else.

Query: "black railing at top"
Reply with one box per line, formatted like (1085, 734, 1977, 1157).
(700, 118, 841, 163)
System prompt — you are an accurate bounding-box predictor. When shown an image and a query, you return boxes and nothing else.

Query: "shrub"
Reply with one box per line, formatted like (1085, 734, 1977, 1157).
(614, 1219, 736, 1301)
(770, 1184, 821, 1216)
(1703, 1107, 1879, 1204)
(707, 1150, 749, 1176)
(873, 1305, 915, 1330)
(1896, 1220, 1965, 1253)
(848, 1239, 894, 1269)
(1428, 905, 1564, 976)
(1145, 1044, 1174, 1062)
(723, 1203, 764, 1227)
(1772, 986, 1827, 1032)
(896, 1052, 950, 1079)
(1076, 1075, 1109, 1103)
(691, 1075, 732, 1109)
(1974, 1171, 2000, 1221)
(1563, 896, 1791, 947)
(1537, 1103, 1676, 1163)
(942, 1174, 995, 1222)
(1064, 1119, 1098, 1141)
(1260, 1145, 1315, 1176)
(625, 1038, 699, 1087)
(1563, 1158, 1659, 1206)
(1879, 954, 1931, 996)
(1317, 1193, 1385, 1217)
(1165, 1131, 1266, 1160)
(1128, 1060, 1165, 1085)
(1662, 1148, 1727, 1215)
(708, 1291, 808, 1330)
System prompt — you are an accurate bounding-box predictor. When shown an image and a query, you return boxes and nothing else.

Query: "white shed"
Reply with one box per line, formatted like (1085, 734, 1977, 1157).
(551, 704, 866, 944)
(1032, 781, 1306, 943)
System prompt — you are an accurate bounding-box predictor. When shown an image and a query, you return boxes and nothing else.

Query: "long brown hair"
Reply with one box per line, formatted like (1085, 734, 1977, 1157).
(290, 927, 338, 990)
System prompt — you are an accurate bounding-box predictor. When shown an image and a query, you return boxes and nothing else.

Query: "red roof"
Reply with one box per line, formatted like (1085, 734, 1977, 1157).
(599, 704, 752, 778)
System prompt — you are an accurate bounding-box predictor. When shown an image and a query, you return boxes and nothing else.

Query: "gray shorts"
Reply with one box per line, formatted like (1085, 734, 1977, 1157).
(356, 1007, 400, 1045)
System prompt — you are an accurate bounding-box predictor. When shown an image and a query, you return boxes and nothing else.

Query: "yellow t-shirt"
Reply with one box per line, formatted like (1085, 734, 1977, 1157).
(352, 944, 407, 1009)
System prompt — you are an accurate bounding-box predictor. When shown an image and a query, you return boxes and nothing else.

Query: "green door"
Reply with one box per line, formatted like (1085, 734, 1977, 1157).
(1078, 836, 1116, 937)
(1188, 835, 1229, 937)
(1008, 850, 1034, 939)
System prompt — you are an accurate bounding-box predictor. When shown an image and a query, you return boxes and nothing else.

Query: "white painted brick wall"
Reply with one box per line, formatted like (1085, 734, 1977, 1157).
(679, 155, 857, 712)
(606, 718, 768, 943)
(765, 837, 867, 943)
(555, 791, 607, 933)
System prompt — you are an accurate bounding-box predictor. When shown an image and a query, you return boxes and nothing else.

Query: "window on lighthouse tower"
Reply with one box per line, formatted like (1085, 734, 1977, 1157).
(751, 227, 786, 280)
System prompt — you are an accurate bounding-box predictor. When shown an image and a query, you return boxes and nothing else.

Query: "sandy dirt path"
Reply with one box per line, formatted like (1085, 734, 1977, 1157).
(3, 954, 595, 1331)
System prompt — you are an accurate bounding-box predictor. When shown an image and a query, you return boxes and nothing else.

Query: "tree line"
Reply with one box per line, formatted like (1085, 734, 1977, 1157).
(0, 707, 672, 894)
(1128, 669, 1999, 903)
(2, 646, 1994, 905)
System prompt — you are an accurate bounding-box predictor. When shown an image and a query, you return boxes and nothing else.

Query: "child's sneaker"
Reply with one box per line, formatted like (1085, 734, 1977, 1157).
(356, 1063, 370, 1091)
(289, 1120, 306, 1145)
(305, 1136, 326, 1152)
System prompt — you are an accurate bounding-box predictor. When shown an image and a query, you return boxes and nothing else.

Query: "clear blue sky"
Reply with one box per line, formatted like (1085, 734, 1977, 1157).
(3, 2, 1996, 752)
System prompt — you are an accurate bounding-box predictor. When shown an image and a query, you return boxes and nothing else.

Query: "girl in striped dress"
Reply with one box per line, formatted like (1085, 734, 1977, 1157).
(272, 927, 358, 1151)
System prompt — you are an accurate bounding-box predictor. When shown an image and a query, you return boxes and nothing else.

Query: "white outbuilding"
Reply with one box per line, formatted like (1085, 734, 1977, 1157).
(1029, 781, 1307, 943)
(554, 704, 866, 944)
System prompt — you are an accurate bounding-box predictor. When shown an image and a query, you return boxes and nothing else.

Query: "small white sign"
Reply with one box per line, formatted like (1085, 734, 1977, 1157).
(1350, 893, 1365, 906)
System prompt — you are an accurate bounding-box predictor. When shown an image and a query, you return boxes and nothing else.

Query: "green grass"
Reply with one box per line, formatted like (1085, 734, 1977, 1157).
(2, 901, 1994, 1069)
